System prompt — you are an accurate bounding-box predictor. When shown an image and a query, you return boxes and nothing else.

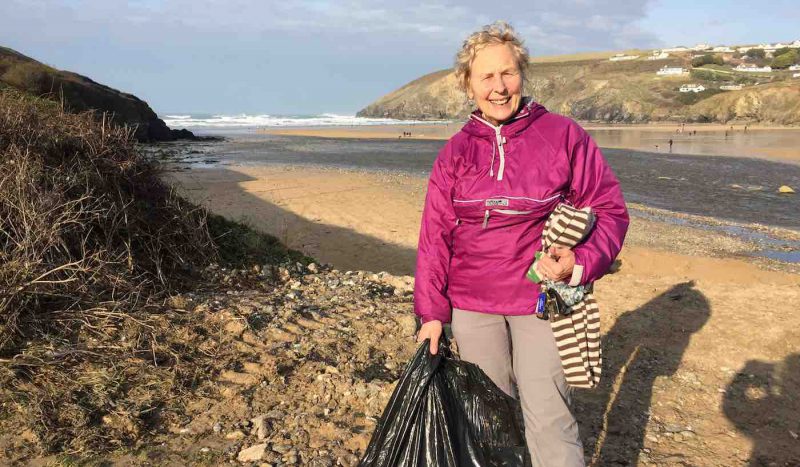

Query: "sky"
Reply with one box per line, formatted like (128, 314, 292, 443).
(1, 0, 798, 115)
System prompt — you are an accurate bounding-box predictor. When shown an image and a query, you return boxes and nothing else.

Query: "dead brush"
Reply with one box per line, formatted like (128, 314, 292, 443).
(0, 88, 222, 456)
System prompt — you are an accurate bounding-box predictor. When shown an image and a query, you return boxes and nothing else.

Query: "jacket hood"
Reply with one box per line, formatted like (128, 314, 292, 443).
(461, 97, 549, 138)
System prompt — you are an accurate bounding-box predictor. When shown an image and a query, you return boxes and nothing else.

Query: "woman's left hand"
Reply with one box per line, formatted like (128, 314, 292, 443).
(537, 246, 575, 282)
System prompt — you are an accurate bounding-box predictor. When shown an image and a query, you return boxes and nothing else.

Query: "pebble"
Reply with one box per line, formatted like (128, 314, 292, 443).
(663, 424, 685, 433)
(212, 422, 222, 433)
(272, 444, 290, 454)
(238, 443, 268, 463)
(250, 415, 268, 440)
(225, 430, 246, 440)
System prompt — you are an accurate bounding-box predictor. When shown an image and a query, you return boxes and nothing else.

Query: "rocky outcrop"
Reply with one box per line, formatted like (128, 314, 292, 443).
(0, 45, 194, 142)
(358, 54, 800, 125)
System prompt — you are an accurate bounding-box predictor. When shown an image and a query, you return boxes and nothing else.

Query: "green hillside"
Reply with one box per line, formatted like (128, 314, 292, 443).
(358, 48, 800, 124)
(0, 46, 190, 141)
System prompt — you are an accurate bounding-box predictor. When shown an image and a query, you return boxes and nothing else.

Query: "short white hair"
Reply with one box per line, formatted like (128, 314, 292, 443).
(454, 21, 530, 93)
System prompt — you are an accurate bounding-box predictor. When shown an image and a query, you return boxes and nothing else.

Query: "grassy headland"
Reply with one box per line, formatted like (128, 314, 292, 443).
(0, 46, 192, 141)
(358, 48, 800, 124)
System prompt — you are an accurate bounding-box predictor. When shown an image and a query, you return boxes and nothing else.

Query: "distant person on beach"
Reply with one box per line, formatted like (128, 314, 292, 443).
(413, 21, 629, 467)
(669, 138, 673, 152)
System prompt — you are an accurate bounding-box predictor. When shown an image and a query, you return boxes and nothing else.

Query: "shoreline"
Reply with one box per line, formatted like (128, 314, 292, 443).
(260, 121, 800, 140)
(256, 123, 800, 164)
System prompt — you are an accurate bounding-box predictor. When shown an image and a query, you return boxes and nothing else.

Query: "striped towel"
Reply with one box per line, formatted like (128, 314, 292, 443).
(541, 204, 602, 389)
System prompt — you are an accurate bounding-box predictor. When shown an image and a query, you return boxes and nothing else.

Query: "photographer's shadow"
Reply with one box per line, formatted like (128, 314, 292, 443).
(723, 353, 800, 466)
(579, 281, 711, 466)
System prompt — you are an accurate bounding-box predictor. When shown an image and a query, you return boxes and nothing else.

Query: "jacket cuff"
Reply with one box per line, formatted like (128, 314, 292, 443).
(418, 312, 450, 324)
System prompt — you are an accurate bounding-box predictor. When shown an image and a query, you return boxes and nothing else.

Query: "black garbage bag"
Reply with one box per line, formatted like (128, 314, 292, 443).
(359, 337, 532, 466)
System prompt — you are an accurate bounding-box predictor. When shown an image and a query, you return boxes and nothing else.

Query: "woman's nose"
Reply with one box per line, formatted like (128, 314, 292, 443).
(490, 75, 507, 93)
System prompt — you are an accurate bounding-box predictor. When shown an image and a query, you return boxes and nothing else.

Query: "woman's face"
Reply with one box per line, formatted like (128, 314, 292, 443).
(467, 43, 523, 126)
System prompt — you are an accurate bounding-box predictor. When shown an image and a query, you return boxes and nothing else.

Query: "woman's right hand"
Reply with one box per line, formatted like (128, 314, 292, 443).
(416, 320, 443, 355)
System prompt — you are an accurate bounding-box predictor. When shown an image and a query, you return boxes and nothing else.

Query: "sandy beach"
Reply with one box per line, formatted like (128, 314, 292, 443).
(167, 164, 798, 275)
(165, 163, 800, 465)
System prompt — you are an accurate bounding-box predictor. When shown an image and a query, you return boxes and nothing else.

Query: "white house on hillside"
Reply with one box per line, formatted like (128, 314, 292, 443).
(680, 84, 705, 93)
(692, 43, 712, 51)
(712, 46, 734, 53)
(735, 64, 773, 73)
(794, 72, 800, 78)
(789, 64, 800, 71)
(656, 66, 688, 76)
(609, 53, 639, 62)
(720, 84, 744, 91)
(790, 40, 800, 49)
(647, 51, 669, 60)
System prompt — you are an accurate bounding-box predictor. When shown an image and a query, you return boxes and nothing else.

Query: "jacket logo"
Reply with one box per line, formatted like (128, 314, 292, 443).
(485, 199, 509, 207)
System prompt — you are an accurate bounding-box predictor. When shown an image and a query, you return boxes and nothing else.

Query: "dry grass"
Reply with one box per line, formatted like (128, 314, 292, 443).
(0, 88, 306, 458)
(0, 88, 212, 351)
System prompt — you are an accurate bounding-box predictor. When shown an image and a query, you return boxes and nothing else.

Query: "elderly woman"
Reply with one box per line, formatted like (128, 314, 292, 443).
(414, 22, 629, 466)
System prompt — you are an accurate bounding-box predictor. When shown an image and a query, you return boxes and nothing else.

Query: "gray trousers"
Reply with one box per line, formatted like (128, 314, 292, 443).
(451, 308, 585, 467)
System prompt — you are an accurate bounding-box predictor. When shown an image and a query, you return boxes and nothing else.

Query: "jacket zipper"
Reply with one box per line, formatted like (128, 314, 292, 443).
(482, 209, 533, 229)
(470, 109, 531, 182)
(452, 193, 563, 204)
(495, 129, 507, 181)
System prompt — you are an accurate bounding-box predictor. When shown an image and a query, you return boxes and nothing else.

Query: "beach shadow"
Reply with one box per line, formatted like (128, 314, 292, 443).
(723, 354, 800, 466)
(577, 281, 711, 466)
(167, 166, 420, 275)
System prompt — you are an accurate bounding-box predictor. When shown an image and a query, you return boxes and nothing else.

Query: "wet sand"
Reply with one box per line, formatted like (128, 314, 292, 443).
(262, 123, 800, 164)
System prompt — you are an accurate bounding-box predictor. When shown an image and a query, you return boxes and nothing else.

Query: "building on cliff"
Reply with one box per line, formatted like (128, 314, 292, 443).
(679, 84, 706, 93)
(657, 66, 689, 76)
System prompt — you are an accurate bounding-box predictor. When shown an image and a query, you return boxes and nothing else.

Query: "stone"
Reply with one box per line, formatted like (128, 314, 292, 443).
(394, 315, 418, 337)
(225, 430, 246, 440)
(238, 443, 268, 463)
(272, 444, 290, 454)
(663, 424, 684, 433)
(251, 415, 269, 440)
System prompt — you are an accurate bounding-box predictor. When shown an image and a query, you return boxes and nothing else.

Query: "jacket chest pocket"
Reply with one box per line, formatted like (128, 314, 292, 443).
(452, 194, 563, 230)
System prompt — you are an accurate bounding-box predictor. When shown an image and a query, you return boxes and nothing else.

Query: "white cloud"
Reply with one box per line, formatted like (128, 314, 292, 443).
(1, 0, 659, 53)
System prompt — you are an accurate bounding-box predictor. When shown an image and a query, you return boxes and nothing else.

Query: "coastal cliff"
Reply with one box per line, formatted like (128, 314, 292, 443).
(358, 51, 800, 125)
(0, 46, 193, 141)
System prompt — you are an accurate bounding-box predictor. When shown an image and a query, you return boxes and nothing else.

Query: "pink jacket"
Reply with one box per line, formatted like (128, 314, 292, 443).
(414, 99, 629, 324)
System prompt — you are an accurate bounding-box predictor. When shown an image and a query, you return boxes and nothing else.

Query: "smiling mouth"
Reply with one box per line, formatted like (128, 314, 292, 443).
(489, 96, 511, 106)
